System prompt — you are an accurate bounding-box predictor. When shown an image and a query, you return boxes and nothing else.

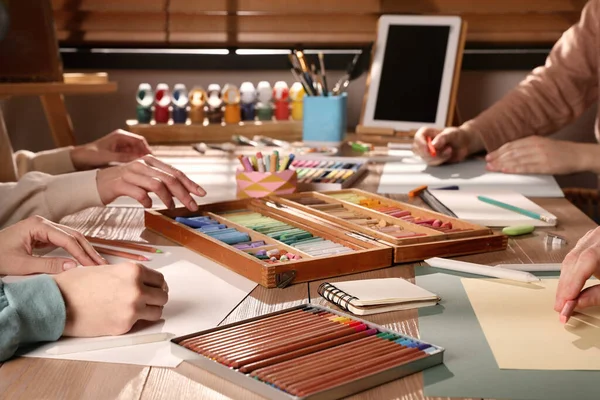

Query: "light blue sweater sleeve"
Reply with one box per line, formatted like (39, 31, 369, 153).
(0, 275, 66, 361)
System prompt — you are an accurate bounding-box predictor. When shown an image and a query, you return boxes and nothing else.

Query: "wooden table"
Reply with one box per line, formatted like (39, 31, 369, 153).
(0, 150, 595, 400)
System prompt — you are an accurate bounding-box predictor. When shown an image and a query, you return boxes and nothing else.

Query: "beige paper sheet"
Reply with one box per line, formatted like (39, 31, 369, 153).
(461, 278, 600, 370)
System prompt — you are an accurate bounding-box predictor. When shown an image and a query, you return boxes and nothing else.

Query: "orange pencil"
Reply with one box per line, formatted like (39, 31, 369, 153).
(85, 237, 162, 254)
(426, 136, 437, 157)
(92, 246, 150, 262)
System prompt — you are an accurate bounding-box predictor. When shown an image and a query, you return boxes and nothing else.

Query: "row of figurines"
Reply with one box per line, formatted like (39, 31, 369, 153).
(136, 81, 306, 124)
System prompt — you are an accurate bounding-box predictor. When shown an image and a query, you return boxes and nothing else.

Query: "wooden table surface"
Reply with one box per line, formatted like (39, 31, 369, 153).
(0, 148, 596, 400)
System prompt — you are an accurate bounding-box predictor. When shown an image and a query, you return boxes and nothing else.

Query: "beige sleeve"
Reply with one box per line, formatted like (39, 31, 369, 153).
(13, 147, 77, 178)
(0, 170, 103, 229)
(460, 0, 599, 152)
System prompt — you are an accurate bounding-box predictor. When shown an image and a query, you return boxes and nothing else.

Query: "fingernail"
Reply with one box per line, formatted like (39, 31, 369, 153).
(63, 261, 77, 271)
(196, 186, 206, 196)
(100, 257, 108, 264)
(189, 201, 199, 211)
(163, 282, 169, 293)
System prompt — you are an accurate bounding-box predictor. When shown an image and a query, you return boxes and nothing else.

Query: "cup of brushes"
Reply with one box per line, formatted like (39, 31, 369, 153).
(235, 151, 297, 199)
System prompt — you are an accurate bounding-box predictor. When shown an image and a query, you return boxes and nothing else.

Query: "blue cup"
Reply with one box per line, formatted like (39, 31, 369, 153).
(302, 93, 347, 144)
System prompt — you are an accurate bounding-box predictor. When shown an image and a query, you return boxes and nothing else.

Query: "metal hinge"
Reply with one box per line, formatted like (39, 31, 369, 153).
(276, 270, 297, 288)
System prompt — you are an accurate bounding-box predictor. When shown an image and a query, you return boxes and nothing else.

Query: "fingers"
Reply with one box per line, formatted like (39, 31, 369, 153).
(413, 128, 452, 165)
(17, 256, 78, 275)
(110, 179, 153, 208)
(122, 169, 176, 209)
(139, 264, 167, 290)
(575, 284, 600, 310)
(139, 305, 164, 322)
(58, 225, 107, 265)
(29, 218, 101, 266)
(110, 129, 153, 156)
(129, 161, 198, 210)
(142, 155, 206, 197)
(555, 247, 600, 312)
(143, 286, 169, 307)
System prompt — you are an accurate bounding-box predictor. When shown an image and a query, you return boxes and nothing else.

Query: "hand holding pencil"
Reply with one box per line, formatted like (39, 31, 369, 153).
(555, 227, 600, 323)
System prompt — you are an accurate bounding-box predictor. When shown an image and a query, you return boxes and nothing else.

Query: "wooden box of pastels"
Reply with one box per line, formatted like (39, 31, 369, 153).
(144, 189, 507, 288)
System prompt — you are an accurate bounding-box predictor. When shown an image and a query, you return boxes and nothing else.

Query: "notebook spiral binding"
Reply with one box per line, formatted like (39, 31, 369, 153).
(317, 282, 359, 312)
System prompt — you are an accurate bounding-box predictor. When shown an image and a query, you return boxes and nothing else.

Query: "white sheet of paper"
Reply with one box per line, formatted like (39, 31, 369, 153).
(429, 189, 557, 227)
(462, 278, 600, 370)
(377, 158, 564, 198)
(10, 246, 257, 367)
(109, 156, 238, 208)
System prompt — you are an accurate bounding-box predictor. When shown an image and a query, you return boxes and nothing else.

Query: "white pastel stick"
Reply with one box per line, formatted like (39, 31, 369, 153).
(495, 263, 561, 272)
(45, 332, 175, 355)
(424, 257, 540, 283)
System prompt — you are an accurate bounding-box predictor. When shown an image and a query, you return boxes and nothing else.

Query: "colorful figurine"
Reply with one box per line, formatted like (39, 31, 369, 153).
(240, 81, 257, 121)
(188, 86, 207, 124)
(172, 83, 189, 124)
(222, 83, 241, 124)
(206, 83, 223, 124)
(289, 81, 305, 121)
(154, 83, 171, 123)
(273, 81, 290, 121)
(255, 81, 273, 121)
(136, 83, 154, 124)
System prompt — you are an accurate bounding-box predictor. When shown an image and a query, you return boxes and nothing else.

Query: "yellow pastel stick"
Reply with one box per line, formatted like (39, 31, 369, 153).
(279, 155, 290, 171)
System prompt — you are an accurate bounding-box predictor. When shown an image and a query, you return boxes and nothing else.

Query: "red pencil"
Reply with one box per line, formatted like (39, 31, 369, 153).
(93, 246, 150, 262)
(426, 136, 437, 157)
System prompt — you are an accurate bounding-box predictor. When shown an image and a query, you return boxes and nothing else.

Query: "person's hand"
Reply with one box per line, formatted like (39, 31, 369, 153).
(486, 136, 588, 175)
(53, 262, 169, 336)
(70, 129, 152, 170)
(555, 228, 600, 321)
(0, 216, 106, 276)
(413, 127, 484, 166)
(96, 154, 206, 211)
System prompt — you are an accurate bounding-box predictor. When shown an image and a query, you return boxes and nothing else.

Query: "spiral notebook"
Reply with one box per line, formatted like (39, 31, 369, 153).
(318, 278, 440, 315)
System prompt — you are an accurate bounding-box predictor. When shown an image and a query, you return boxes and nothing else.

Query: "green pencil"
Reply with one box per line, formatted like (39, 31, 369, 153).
(477, 195, 557, 224)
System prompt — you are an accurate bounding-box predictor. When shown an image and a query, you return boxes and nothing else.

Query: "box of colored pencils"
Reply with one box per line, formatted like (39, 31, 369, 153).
(292, 157, 367, 191)
(171, 304, 444, 399)
(144, 189, 506, 288)
(236, 152, 297, 198)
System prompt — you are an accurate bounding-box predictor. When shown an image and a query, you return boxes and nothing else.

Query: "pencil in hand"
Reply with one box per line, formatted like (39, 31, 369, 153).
(93, 246, 150, 262)
(85, 237, 162, 254)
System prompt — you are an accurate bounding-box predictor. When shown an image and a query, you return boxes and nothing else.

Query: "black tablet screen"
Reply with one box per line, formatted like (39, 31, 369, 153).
(374, 24, 450, 123)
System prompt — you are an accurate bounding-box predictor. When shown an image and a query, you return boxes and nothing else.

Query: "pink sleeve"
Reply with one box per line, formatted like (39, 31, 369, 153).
(461, 0, 599, 152)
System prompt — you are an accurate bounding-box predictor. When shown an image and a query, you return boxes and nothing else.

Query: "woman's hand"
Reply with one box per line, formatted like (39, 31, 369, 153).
(70, 129, 152, 170)
(413, 127, 484, 166)
(486, 136, 593, 175)
(96, 155, 206, 211)
(0, 216, 105, 276)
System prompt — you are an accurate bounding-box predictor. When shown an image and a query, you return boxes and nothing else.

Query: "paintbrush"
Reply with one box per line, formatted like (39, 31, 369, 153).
(332, 43, 373, 95)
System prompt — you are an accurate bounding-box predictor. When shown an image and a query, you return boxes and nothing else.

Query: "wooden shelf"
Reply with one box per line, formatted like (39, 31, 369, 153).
(126, 119, 302, 144)
(0, 81, 117, 96)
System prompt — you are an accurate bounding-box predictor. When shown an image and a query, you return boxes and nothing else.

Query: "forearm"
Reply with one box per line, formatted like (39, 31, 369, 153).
(577, 143, 600, 175)
(0, 171, 103, 229)
(461, 1, 599, 153)
(0, 276, 66, 361)
(14, 147, 76, 178)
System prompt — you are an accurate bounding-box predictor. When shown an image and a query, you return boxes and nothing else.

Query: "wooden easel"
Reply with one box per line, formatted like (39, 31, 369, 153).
(0, 0, 116, 147)
(355, 20, 468, 144)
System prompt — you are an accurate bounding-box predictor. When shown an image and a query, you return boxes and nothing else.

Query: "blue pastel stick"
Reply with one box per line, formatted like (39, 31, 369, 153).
(176, 217, 215, 228)
(199, 224, 227, 232)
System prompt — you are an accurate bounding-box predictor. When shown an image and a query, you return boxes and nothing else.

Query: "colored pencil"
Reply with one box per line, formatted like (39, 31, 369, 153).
(477, 195, 557, 224)
(85, 237, 162, 254)
(92, 246, 150, 262)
